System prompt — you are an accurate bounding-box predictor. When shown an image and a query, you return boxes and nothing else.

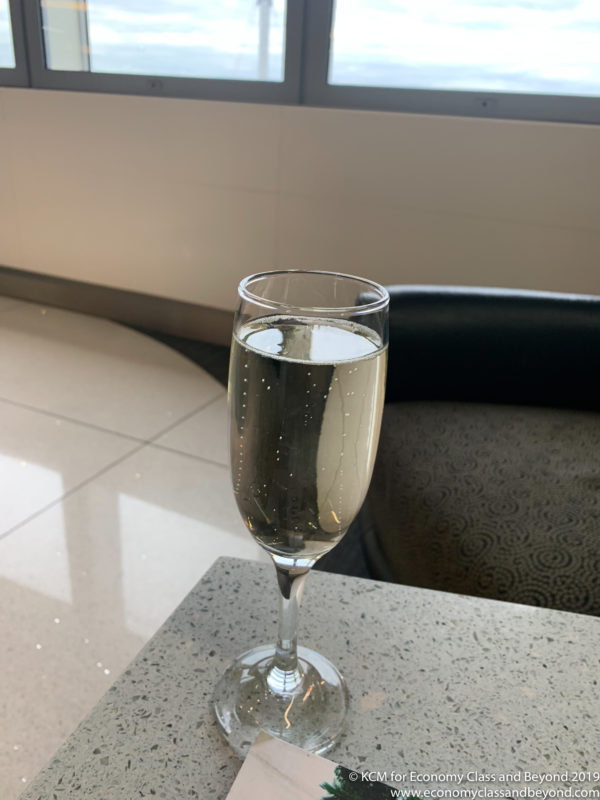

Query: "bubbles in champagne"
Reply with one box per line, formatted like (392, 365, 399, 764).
(230, 315, 386, 559)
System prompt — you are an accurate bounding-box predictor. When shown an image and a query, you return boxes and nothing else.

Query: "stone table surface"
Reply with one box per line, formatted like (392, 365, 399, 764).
(20, 556, 600, 799)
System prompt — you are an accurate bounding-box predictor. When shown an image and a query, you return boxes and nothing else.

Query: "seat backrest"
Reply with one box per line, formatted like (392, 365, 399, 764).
(386, 285, 600, 411)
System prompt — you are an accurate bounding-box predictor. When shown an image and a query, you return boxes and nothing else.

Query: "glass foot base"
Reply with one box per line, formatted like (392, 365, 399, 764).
(212, 644, 348, 758)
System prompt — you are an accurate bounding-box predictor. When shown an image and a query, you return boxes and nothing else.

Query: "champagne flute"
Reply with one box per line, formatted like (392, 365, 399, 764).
(213, 270, 388, 756)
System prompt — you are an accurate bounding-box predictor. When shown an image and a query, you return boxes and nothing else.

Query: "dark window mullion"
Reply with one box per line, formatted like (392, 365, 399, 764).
(282, 0, 305, 104)
(21, 0, 45, 87)
(301, 0, 333, 106)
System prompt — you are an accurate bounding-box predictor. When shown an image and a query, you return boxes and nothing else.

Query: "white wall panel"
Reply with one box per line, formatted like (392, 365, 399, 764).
(1, 88, 598, 310)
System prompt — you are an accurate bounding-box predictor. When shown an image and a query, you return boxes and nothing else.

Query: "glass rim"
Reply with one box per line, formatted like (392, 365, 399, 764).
(238, 269, 390, 315)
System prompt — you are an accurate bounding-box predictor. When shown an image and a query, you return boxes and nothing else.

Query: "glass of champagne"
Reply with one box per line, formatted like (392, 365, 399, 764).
(213, 270, 388, 756)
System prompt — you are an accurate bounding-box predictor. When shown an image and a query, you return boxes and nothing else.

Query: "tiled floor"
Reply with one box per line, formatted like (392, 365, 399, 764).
(0, 296, 268, 799)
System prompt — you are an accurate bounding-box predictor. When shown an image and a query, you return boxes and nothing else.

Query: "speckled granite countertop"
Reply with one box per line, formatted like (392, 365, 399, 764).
(20, 556, 600, 799)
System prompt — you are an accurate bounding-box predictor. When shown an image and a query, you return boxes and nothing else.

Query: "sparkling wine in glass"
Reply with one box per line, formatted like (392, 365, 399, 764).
(213, 270, 388, 756)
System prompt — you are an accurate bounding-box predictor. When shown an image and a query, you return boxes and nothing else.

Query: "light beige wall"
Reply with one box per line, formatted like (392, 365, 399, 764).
(1, 87, 599, 311)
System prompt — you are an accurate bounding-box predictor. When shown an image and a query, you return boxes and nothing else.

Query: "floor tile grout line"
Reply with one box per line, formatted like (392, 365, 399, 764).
(0, 395, 145, 444)
(144, 390, 226, 445)
(0, 440, 147, 544)
(0, 391, 229, 544)
(0, 387, 225, 447)
(148, 441, 228, 470)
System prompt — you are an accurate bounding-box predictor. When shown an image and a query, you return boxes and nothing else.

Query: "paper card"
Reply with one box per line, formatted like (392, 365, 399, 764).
(226, 732, 416, 799)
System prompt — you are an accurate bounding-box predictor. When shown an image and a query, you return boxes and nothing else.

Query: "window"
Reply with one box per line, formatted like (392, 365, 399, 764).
(303, 0, 600, 123)
(41, 1, 287, 82)
(0, 0, 28, 85)
(329, 0, 600, 98)
(0, 0, 15, 68)
(2, 0, 600, 124)
(22, 0, 302, 103)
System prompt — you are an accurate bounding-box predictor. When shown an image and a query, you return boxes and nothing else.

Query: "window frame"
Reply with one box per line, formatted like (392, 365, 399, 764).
(0, 0, 29, 86)
(21, 0, 305, 105)
(1, 0, 599, 125)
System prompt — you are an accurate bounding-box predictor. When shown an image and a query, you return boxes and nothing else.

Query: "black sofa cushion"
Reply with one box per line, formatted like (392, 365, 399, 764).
(366, 401, 600, 615)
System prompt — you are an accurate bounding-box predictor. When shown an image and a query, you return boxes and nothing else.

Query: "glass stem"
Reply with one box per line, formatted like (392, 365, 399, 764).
(266, 560, 310, 696)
